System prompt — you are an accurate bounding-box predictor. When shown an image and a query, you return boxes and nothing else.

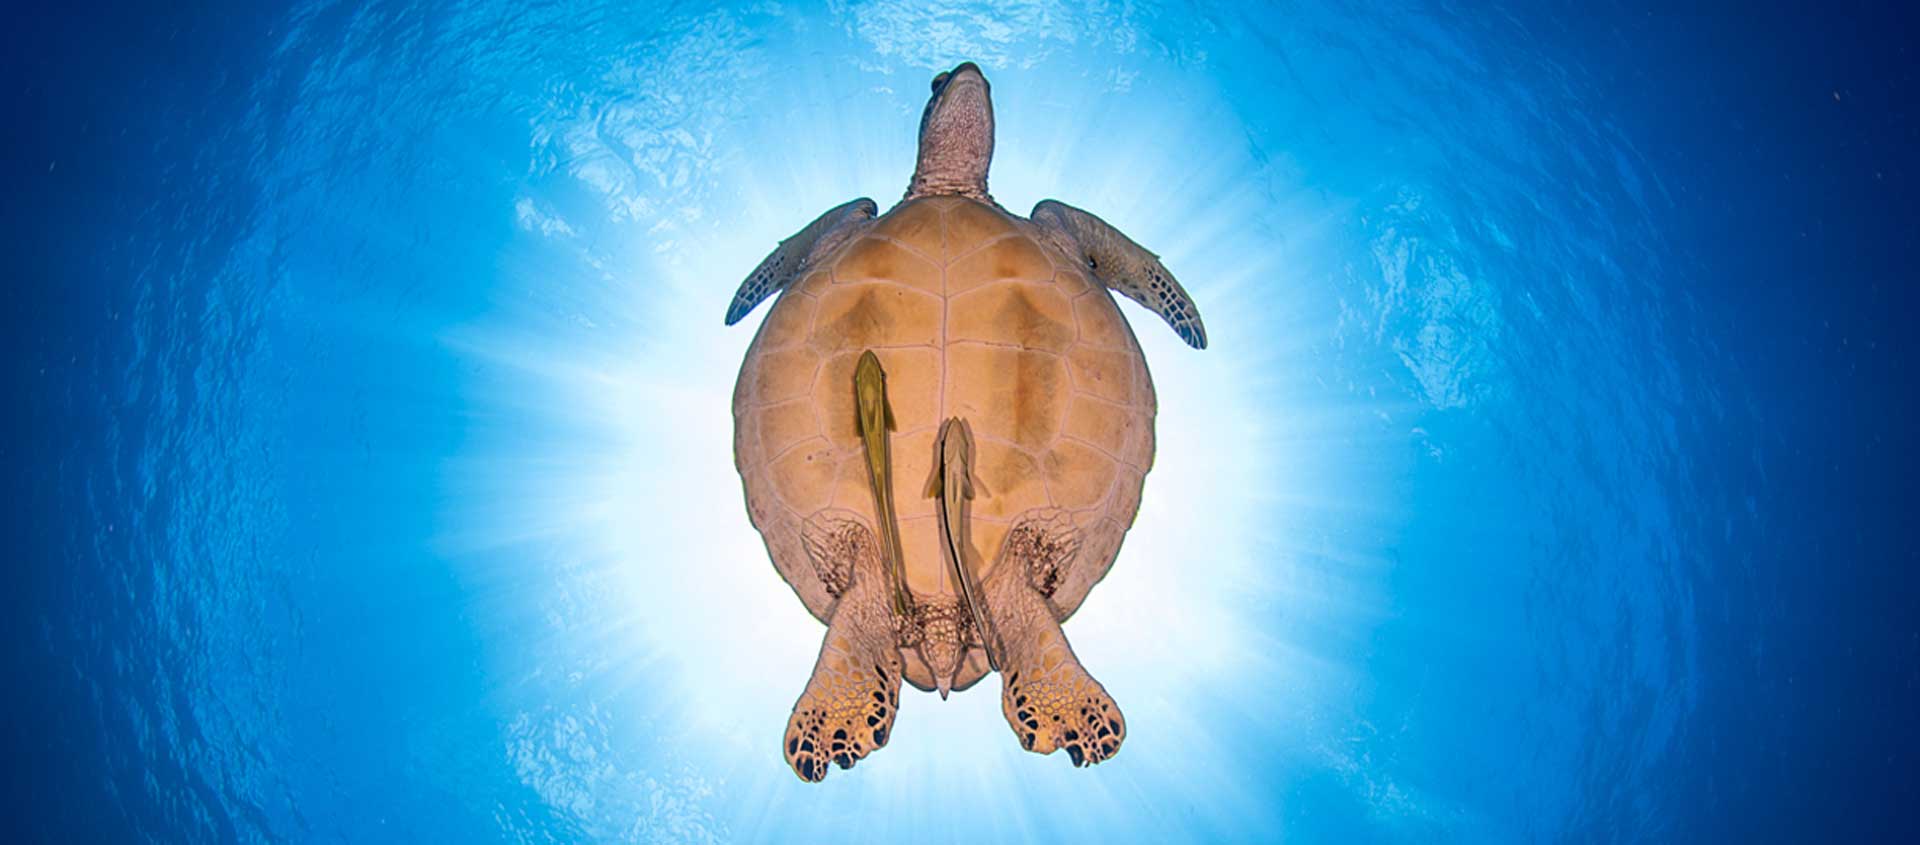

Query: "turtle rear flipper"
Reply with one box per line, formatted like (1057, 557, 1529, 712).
(786, 518, 903, 783)
(984, 512, 1126, 767)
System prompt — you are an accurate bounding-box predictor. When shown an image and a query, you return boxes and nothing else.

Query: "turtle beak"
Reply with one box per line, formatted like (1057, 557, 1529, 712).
(937, 676, 951, 700)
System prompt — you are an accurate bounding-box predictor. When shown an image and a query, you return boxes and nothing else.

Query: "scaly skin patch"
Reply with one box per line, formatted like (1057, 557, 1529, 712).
(800, 512, 872, 598)
(983, 516, 1125, 767)
(785, 520, 904, 782)
(911, 597, 965, 697)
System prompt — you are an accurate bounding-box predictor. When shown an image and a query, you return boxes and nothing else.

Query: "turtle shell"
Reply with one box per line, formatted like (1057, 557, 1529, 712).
(732, 197, 1156, 633)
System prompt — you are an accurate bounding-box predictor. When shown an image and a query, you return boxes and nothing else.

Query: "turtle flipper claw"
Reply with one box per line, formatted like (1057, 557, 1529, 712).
(983, 515, 1126, 767)
(784, 641, 901, 781)
(784, 520, 903, 782)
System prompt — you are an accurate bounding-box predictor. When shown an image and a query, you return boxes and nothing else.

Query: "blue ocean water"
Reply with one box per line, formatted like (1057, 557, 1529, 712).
(6, 0, 1917, 841)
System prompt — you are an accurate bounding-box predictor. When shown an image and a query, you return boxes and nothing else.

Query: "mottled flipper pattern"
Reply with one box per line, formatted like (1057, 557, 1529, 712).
(725, 197, 877, 325)
(786, 518, 903, 782)
(984, 511, 1126, 766)
(1031, 198, 1207, 349)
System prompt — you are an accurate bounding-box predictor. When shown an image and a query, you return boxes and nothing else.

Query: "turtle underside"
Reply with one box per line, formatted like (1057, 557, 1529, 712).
(732, 196, 1158, 691)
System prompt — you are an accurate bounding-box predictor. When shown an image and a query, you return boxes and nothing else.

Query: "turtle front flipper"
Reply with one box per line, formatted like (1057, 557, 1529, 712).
(984, 511, 1126, 767)
(725, 197, 877, 325)
(786, 517, 903, 783)
(1030, 199, 1207, 349)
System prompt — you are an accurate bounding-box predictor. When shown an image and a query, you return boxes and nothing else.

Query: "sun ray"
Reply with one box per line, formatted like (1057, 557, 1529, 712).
(432, 35, 1403, 835)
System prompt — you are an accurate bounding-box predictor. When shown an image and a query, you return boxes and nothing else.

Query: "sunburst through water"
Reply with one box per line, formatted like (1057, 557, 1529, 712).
(441, 32, 1373, 839)
(14, 0, 1919, 841)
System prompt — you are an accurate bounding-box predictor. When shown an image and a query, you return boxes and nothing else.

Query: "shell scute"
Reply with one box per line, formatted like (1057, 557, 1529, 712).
(947, 281, 1076, 353)
(1044, 439, 1118, 511)
(947, 235, 1053, 295)
(890, 427, 938, 520)
(943, 202, 1018, 259)
(759, 399, 823, 461)
(868, 204, 945, 254)
(1064, 345, 1137, 406)
(810, 284, 942, 353)
(943, 343, 1069, 452)
(759, 292, 818, 350)
(769, 438, 838, 510)
(751, 347, 822, 407)
(734, 197, 1159, 624)
(1071, 289, 1133, 350)
(898, 516, 944, 593)
(833, 236, 942, 295)
(1062, 394, 1145, 467)
(970, 439, 1050, 520)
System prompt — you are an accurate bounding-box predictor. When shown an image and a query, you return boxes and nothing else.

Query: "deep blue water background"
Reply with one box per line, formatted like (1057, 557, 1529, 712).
(6, 1, 1918, 841)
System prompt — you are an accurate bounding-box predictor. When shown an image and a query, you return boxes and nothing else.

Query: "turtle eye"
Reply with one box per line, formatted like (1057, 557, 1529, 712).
(931, 72, 950, 92)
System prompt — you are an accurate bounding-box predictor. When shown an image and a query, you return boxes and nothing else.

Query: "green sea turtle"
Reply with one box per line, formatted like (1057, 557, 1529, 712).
(725, 61, 1206, 782)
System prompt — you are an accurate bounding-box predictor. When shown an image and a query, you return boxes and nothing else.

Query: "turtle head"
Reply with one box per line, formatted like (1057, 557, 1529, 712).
(907, 62, 994, 202)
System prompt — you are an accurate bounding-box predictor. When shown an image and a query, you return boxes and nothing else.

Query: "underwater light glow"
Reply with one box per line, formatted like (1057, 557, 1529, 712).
(31, 0, 1915, 840)
(439, 42, 1382, 837)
